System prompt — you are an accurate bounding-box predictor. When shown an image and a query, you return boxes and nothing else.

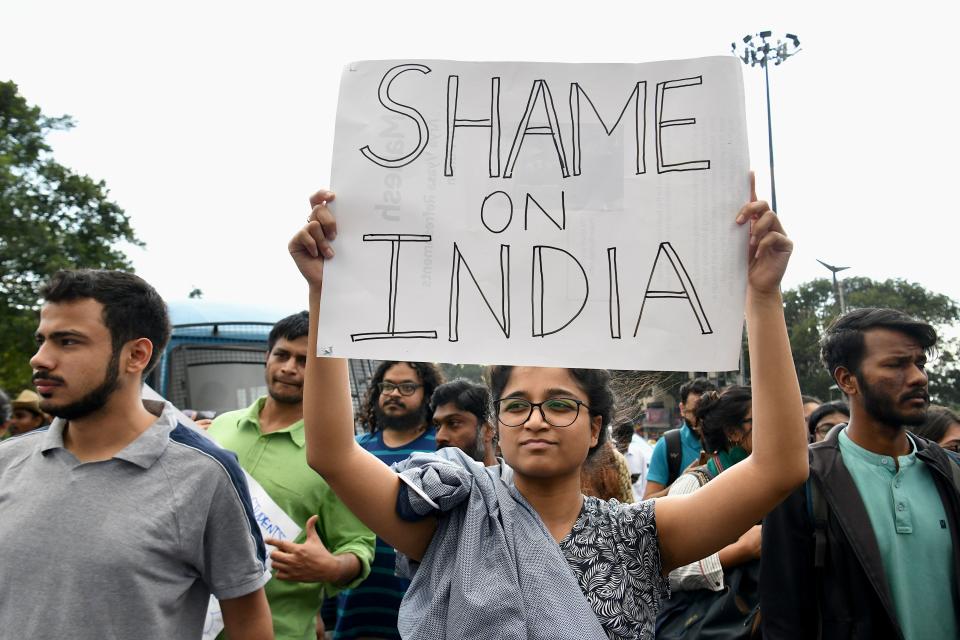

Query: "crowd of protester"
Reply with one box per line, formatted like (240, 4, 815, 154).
(1, 184, 958, 640)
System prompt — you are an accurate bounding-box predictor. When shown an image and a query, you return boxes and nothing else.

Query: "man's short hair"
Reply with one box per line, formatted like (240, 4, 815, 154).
(429, 378, 490, 425)
(39, 269, 171, 376)
(820, 307, 937, 382)
(268, 311, 309, 353)
(679, 377, 717, 404)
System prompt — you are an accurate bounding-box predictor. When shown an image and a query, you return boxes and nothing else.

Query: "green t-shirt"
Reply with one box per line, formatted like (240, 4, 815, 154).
(209, 398, 375, 640)
(838, 428, 958, 639)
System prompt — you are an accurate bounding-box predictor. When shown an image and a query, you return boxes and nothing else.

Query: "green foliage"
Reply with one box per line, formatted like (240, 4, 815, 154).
(783, 277, 960, 407)
(439, 363, 486, 384)
(0, 81, 140, 392)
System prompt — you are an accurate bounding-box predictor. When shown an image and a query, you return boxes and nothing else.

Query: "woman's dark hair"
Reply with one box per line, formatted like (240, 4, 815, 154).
(486, 366, 613, 457)
(820, 307, 937, 383)
(695, 385, 752, 454)
(39, 269, 171, 377)
(358, 361, 445, 432)
(806, 401, 850, 438)
(909, 405, 960, 443)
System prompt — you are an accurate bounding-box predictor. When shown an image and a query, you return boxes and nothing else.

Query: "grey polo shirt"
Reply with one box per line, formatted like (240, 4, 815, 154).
(0, 400, 269, 640)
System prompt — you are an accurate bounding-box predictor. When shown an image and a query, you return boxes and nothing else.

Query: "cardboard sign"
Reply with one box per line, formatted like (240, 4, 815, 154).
(321, 57, 749, 371)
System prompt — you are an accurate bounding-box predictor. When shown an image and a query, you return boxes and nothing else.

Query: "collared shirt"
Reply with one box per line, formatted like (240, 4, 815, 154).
(209, 398, 375, 640)
(647, 422, 702, 486)
(0, 400, 268, 640)
(839, 428, 958, 640)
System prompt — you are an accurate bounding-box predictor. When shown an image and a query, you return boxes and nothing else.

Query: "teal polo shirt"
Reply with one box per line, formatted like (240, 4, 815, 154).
(210, 398, 375, 640)
(647, 422, 702, 486)
(838, 428, 958, 639)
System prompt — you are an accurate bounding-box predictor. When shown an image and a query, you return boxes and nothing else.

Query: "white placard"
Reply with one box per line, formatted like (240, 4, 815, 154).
(321, 57, 749, 371)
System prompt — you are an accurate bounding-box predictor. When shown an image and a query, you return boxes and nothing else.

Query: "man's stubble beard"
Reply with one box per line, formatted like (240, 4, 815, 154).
(267, 380, 303, 405)
(38, 349, 122, 421)
(860, 375, 929, 428)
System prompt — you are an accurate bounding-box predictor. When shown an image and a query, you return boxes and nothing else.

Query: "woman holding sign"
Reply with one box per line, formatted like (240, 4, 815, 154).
(288, 180, 806, 640)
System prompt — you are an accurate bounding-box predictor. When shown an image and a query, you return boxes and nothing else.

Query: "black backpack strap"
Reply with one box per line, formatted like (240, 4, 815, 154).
(805, 477, 828, 569)
(665, 428, 682, 484)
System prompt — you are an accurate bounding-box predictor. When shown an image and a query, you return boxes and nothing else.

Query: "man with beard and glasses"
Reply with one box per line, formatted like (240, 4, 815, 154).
(0, 269, 273, 639)
(330, 360, 443, 640)
(208, 312, 374, 640)
(431, 378, 497, 467)
(761, 307, 960, 640)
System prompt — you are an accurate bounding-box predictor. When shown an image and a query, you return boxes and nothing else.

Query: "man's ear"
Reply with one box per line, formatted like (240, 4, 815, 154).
(124, 338, 154, 375)
(835, 366, 859, 397)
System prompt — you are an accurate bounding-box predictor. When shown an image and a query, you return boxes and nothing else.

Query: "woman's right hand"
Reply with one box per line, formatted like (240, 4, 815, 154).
(288, 189, 338, 290)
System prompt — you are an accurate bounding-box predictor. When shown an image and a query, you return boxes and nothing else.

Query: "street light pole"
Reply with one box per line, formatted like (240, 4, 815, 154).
(817, 259, 851, 314)
(732, 31, 801, 214)
(764, 62, 776, 212)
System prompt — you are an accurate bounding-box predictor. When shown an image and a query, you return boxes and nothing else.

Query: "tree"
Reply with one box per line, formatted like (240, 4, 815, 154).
(783, 277, 960, 407)
(439, 363, 486, 383)
(0, 81, 140, 391)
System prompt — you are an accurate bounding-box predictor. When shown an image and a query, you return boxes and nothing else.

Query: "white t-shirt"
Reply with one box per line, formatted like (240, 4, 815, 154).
(625, 434, 654, 500)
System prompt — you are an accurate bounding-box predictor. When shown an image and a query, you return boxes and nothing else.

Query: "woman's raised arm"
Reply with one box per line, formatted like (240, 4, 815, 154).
(289, 190, 437, 561)
(655, 175, 808, 572)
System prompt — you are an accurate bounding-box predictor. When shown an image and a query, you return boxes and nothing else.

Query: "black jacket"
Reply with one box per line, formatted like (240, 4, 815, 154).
(759, 424, 960, 639)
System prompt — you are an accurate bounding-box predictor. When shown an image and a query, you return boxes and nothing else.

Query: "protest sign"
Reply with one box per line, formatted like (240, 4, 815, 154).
(321, 57, 749, 371)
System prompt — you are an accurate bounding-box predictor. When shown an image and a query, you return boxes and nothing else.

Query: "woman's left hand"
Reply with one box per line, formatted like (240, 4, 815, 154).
(736, 172, 792, 296)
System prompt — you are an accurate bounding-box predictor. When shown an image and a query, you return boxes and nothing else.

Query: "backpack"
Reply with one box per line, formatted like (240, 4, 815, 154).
(664, 428, 683, 485)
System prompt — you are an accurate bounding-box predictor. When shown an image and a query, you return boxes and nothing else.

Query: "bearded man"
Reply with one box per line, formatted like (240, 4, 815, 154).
(0, 269, 272, 639)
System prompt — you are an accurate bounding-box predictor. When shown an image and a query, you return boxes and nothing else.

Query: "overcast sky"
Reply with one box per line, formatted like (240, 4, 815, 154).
(3, 0, 959, 310)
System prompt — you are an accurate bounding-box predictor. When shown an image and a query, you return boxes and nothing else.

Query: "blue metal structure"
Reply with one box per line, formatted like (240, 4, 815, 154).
(148, 300, 379, 419)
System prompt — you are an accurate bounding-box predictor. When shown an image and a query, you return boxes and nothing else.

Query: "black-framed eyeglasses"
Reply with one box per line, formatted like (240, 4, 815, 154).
(494, 397, 591, 428)
(378, 381, 421, 396)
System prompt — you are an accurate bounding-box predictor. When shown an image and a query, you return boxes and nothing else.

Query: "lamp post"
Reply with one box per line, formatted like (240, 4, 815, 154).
(731, 31, 801, 214)
(817, 259, 850, 314)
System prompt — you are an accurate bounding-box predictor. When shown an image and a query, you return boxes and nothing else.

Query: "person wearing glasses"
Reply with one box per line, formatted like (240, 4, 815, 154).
(806, 400, 850, 443)
(289, 182, 807, 640)
(908, 405, 960, 455)
(657, 387, 764, 637)
(332, 360, 444, 640)
(662, 387, 759, 592)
